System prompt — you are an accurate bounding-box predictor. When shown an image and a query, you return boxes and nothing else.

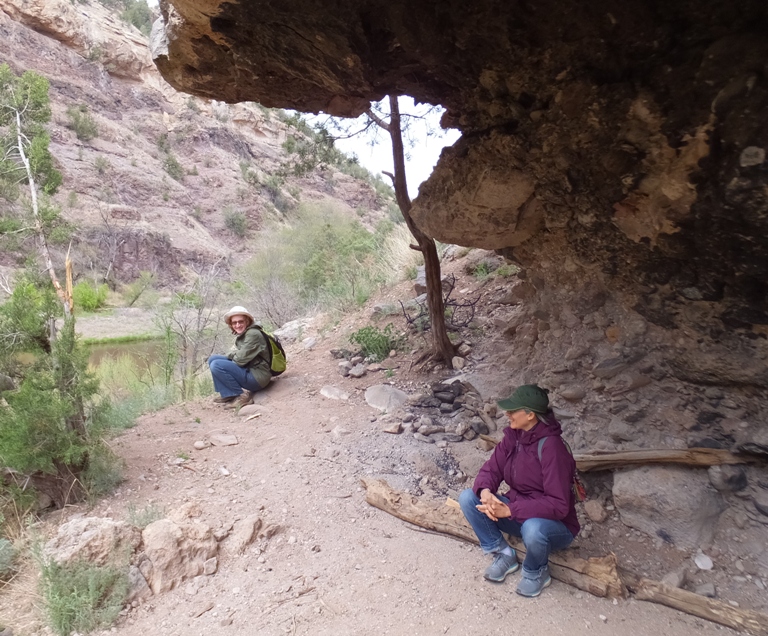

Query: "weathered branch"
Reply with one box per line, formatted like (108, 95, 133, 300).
(477, 437, 754, 471)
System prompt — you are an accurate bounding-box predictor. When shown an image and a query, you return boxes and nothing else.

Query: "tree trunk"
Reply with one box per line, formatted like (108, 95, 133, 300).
(15, 111, 71, 316)
(386, 96, 454, 366)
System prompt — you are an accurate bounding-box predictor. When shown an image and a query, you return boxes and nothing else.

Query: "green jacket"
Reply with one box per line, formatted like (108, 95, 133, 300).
(227, 325, 271, 388)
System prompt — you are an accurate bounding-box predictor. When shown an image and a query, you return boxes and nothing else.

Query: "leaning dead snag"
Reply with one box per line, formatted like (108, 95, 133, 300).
(360, 477, 625, 598)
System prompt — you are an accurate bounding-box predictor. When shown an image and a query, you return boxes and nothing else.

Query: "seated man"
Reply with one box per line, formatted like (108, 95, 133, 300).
(207, 306, 271, 409)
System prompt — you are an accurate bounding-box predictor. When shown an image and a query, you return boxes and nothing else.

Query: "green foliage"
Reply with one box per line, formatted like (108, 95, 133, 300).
(65, 105, 98, 141)
(0, 538, 15, 579)
(73, 281, 109, 312)
(94, 155, 110, 175)
(127, 503, 164, 529)
(472, 262, 492, 279)
(235, 202, 394, 324)
(223, 207, 247, 237)
(121, 271, 156, 308)
(495, 263, 520, 277)
(156, 132, 170, 153)
(0, 65, 61, 197)
(38, 557, 129, 636)
(349, 324, 404, 362)
(120, 0, 153, 36)
(163, 153, 184, 181)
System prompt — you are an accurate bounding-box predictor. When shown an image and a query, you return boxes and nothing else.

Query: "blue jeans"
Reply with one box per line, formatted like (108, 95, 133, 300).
(459, 488, 574, 572)
(207, 355, 263, 398)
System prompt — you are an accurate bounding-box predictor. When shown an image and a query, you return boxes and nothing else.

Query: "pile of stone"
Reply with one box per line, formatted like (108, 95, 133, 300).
(43, 503, 281, 614)
(385, 380, 502, 447)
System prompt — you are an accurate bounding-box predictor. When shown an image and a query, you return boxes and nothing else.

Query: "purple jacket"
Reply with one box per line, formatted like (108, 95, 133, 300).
(473, 413, 580, 538)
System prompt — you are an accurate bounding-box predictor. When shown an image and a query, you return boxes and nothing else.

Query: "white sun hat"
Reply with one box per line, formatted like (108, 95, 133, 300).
(223, 306, 255, 326)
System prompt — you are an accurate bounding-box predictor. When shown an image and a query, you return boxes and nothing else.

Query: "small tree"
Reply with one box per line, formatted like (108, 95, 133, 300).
(365, 96, 455, 365)
(0, 66, 102, 508)
(154, 262, 225, 399)
(0, 64, 69, 315)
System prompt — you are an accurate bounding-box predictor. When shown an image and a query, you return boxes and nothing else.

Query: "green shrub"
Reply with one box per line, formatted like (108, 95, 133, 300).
(223, 207, 247, 237)
(72, 281, 108, 312)
(121, 271, 156, 307)
(93, 156, 110, 175)
(66, 105, 98, 141)
(472, 262, 492, 279)
(156, 132, 170, 153)
(0, 538, 15, 580)
(349, 324, 404, 362)
(120, 0, 153, 36)
(163, 153, 184, 181)
(127, 503, 164, 529)
(38, 557, 129, 636)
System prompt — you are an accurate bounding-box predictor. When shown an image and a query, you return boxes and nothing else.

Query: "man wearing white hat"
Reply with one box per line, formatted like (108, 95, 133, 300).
(207, 306, 272, 408)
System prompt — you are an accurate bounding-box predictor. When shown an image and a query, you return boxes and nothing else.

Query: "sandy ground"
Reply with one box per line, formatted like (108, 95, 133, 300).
(1, 338, 742, 636)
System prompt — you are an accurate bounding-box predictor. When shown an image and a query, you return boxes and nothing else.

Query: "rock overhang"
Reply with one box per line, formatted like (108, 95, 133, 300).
(151, 0, 768, 350)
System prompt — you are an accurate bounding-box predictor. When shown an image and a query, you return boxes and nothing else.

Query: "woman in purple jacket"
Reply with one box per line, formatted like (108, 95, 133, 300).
(459, 384, 580, 597)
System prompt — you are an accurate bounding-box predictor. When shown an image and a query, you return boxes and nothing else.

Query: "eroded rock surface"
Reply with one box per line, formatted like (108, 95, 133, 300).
(153, 0, 768, 396)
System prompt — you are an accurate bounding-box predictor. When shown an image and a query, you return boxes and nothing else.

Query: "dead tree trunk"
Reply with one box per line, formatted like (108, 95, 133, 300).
(372, 96, 455, 366)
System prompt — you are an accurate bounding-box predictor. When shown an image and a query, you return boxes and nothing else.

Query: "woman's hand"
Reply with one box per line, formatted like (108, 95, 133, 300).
(476, 490, 512, 521)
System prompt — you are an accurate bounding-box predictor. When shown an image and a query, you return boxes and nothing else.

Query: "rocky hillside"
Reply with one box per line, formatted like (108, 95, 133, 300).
(0, 0, 392, 287)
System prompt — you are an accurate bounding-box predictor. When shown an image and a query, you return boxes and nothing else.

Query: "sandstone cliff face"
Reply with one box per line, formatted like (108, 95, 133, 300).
(152, 0, 768, 418)
(0, 0, 387, 286)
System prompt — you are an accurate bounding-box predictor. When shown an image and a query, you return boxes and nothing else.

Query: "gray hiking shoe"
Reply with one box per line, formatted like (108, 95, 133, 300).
(515, 565, 552, 597)
(483, 549, 519, 582)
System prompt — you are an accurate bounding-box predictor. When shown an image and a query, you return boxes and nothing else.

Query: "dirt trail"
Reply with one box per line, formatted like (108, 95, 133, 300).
(3, 321, 742, 636)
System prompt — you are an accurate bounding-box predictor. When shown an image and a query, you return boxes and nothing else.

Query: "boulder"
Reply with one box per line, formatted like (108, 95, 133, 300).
(612, 466, 725, 550)
(707, 465, 747, 492)
(273, 318, 310, 343)
(222, 515, 262, 554)
(348, 363, 367, 378)
(140, 515, 218, 594)
(583, 500, 609, 524)
(365, 384, 409, 412)
(126, 565, 153, 603)
(44, 517, 141, 567)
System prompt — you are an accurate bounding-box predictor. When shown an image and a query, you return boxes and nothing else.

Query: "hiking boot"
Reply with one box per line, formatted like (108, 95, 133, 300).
(227, 391, 253, 410)
(213, 395, 237, 404)
(515, 565, 551, 597)
(483, 549, 519, 582)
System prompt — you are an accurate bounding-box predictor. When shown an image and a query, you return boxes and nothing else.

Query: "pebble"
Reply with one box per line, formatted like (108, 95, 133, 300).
(694, 553, 714, 570)
(193, 441, 207, 450)
(209, 434, 238, 447)
(219, 467, 230, 476)
(599, 615, 607, 623)
(414, 432, 435, 444)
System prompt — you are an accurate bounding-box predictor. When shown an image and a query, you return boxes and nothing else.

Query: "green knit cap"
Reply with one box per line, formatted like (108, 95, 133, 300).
(497, 384, 549, 414)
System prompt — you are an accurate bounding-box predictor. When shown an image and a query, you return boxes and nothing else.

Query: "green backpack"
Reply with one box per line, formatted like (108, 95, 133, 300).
(255, 326, 287, 376)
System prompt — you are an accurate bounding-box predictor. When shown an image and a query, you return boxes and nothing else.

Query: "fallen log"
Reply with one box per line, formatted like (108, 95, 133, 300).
(477, 437, 752, 472)
(362, 478, 768, 636)
(361, 477, 626, 599)
(622, 571, 768, 636)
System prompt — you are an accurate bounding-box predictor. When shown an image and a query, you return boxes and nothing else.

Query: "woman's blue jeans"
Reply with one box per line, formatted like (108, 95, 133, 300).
(458, 488, 574, 572)
(207, 355, 263, 398)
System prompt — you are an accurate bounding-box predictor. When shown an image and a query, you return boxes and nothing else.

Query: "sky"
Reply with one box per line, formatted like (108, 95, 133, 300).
(305, 97, 461, 199)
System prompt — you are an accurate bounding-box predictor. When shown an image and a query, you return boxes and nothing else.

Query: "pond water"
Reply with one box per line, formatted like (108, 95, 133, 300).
(86, 339, 166, 371)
